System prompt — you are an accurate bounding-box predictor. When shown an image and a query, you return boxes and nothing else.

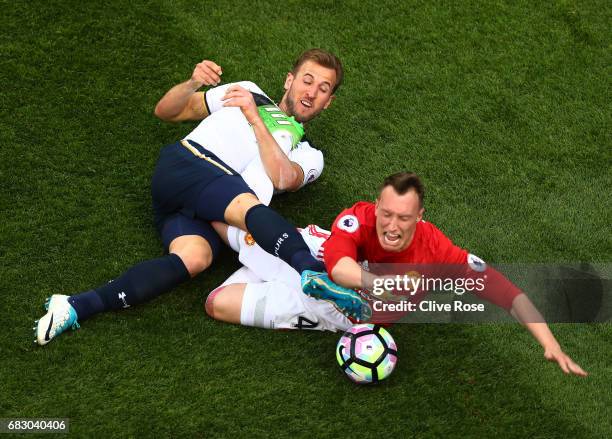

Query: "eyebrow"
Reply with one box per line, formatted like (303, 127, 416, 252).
(303, 72, 331, 88)
(382, 209, 412, 218)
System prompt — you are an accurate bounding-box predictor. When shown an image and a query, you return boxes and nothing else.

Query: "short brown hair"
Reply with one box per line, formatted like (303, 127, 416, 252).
(380, 172, 425, 207)
(292, 48, 343, 93)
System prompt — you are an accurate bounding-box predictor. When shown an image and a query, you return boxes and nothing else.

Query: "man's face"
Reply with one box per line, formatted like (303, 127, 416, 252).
(375, 186, 424, 252)
(280, 60, 336, 123)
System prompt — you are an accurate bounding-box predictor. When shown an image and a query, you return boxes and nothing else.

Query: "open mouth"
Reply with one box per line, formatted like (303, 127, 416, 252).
(300, 99, 312, 109)
(383, 232, 401, 245)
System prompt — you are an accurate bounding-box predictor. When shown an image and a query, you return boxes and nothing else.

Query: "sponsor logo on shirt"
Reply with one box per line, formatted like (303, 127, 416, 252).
(337, 214, 359, 233)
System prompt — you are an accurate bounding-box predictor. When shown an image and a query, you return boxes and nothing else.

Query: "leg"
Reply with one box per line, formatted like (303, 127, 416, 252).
(205, 276, 349, 332)
(169, 235, 214, 278)
(34, 214, 222, 345)
(192, 176, 324, 274)
(205, 284, 245, 324)
(70, 214, 221, 317)
(222, 192, 325, 274)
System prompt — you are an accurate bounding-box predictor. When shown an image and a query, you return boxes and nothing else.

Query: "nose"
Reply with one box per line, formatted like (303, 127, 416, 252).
(305, 84, 318, 99)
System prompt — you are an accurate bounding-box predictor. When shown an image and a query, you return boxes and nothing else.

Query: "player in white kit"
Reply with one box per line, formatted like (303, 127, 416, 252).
(205, 222, 351, 332)
(35, 49, 346, 345)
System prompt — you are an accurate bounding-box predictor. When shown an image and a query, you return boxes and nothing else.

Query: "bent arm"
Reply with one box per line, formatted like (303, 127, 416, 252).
(221, 84, 304, 191)
(249, 119, 304, 191)
(154, 60, 223, 122)
(154, 83, 208, 122)
(330, 256, 365, 289)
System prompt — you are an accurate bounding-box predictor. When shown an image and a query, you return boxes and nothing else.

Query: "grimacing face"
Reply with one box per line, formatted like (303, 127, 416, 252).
(279, 60, 336, 123)
(375, 186, 424, 252)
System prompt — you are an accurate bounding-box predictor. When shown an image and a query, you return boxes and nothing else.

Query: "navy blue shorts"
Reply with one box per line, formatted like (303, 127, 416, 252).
(151, 140, 255, 251)
(158, 212, 222, 258)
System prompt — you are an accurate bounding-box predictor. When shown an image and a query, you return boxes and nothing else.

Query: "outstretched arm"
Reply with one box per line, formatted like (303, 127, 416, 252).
(154, 60, 223, 122)
(510, 294, 588, 376)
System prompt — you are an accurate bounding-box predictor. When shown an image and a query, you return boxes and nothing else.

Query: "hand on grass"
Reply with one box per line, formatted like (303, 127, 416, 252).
(544, 346, 588, 377)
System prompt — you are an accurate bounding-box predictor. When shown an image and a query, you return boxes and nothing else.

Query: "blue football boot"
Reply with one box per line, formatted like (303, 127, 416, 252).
(301, 270, 372, 322)
(34, 295, 80, 345)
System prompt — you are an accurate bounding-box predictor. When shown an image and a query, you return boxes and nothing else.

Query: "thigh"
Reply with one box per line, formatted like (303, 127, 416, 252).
(152, 141, 245, 225)
(193, 174, 256, 223)
(160, 212, 223, 259)
(240, 280, 350, 332)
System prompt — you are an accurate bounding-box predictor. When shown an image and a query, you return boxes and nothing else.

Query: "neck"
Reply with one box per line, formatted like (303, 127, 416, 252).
(278, 94, 289, 114)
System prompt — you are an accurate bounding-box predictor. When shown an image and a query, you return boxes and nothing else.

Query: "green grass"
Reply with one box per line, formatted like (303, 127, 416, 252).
(1, 0, 610, 437)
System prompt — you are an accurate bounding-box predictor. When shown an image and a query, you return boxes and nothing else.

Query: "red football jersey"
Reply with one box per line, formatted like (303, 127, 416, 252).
(323, 202, 522, 310)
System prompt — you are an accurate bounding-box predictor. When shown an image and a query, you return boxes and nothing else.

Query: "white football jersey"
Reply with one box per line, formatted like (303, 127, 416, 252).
(183, 81, 323, 203)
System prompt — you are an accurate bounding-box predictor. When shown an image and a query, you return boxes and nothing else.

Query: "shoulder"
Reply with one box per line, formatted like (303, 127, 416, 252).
(416, 220, 448, 245)
(205, 81, 268, 104)
(352, 201, 376, 222)
(416, 220, 468, 263)
(232, 81, 266, 95)
(417, 220, 443, 236)
(289, 140, 324, 187)
(290, 140, 323, 164)
(334, 202, 375, 231)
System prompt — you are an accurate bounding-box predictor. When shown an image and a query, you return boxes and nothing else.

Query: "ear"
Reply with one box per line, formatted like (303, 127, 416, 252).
(323, 94, 336, 110)
(374, 198, 380, 216)
(416, 207, 425, 222)
(284, 72, 294, 91)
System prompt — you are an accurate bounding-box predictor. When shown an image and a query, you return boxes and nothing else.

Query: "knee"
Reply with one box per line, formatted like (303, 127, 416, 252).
(204, 284, 243, 324)
(179, 250, 212, 277)
(204, 285, 225, 319)
(169, 238, 213, 277)
(225, 193, 261, 229)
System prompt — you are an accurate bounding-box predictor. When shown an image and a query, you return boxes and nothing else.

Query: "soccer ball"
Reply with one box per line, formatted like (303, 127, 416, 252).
(336, 324, 398, 384)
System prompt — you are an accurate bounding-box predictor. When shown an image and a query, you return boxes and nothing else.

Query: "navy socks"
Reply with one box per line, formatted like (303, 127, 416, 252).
(68, 254, 190, 321)
(68, 205, 324, 322)
(245, 204, 325, 274)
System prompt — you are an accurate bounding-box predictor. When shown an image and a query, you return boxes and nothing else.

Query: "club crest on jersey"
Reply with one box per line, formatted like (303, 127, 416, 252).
(337, 214, 359, 233)
(468, 253, 487, 272)
(244, 233, 256, 246)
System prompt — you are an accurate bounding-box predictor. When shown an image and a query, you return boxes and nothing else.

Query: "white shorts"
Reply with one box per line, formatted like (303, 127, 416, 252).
(220, 266, 351, 332)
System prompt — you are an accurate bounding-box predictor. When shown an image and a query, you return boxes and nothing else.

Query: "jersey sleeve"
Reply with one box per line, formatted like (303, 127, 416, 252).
(323, 204, 367, 276)
(204, 81, 266, 114)
(286, 141, 324, 189)
(427, 224, 522, 310)
(473, 266, 524, 310)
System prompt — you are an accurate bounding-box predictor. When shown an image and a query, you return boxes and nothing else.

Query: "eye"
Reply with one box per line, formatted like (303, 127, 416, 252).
(320, 85, 330, 93)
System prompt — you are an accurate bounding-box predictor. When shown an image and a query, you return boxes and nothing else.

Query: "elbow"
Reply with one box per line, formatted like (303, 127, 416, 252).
(154, 103, 171, 121)
(330, 264, 342, 283)
(272, 162, 302, 192)
(272, 177, 290, 192)
(154, 101, 180, 122)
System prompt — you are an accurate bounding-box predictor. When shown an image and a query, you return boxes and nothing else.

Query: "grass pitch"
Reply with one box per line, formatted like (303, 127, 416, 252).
(1, 0, 610, 437)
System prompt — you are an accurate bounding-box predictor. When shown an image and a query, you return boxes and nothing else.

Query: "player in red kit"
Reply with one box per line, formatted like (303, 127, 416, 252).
(302, 172, 587, 376)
